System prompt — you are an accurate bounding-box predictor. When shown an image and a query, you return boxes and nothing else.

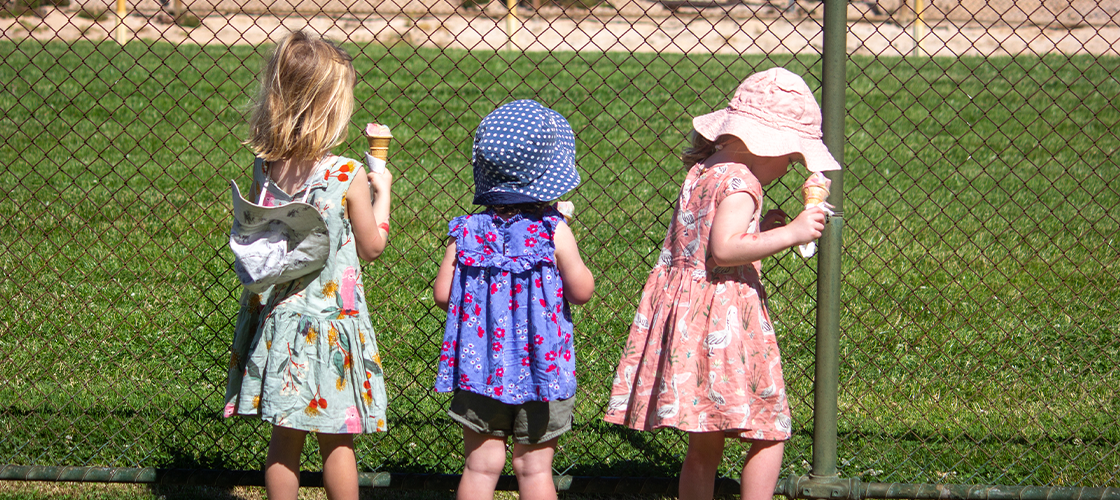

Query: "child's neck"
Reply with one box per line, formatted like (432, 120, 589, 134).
(268, 156, 325, 194)
(706, 146, 754, 169)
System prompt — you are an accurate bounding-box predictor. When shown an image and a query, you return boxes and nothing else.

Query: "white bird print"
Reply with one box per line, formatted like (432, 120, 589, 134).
(759, 358, 781, 398)
(774, 389, 792, 433)
(760, 315, 775, 336)
(684, 237, 700, 257)
(707, 371, 726, 407)
(727, 176, 743, 192)
(656, 248, 673, 268)
(633, 312, 650, 330)
(704, 306, 737, 356)
(677, 318, 690, 341)
(656, 372, 692, 421)
(730, 402, 752, 428)
(677, 208, 697, 229)
(680, 180, 694, 205)
(607, 366, 636, 412)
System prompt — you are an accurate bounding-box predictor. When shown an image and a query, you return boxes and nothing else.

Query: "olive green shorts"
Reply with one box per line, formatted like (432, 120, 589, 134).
(448, 390, 575, 444)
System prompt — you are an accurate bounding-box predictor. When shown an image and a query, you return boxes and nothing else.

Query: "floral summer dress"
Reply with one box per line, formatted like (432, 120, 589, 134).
(603, 161, 792, 441)
(224, 155, 388, 434)
(434, 208, 577, 404)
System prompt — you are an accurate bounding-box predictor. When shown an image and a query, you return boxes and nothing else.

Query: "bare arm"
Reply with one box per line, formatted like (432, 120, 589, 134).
(708, 192, 827, 267)
(553, 222, 594, 305)
(433, 240, 457, 311)
(346, 165, 393, 262)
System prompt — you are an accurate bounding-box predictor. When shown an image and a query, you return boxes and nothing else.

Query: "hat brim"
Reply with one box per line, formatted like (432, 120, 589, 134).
(693, 109, 841, 173)
(231, 180, 328, 233)
(473, 190, 541, 206)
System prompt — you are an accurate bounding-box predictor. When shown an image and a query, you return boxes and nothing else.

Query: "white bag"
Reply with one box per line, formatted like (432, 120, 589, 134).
(229, 180, 329, 293)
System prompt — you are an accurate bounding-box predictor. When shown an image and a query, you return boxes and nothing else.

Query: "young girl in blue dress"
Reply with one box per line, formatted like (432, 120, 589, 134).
(224, 30, 393, 500)
(432, 100, 595, 500)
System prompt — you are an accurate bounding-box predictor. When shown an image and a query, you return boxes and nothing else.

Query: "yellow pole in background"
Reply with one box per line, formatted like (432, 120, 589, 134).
(504, 0, 517, 51)
(912, 0, 925, 56)
(115, 0, 127, 43)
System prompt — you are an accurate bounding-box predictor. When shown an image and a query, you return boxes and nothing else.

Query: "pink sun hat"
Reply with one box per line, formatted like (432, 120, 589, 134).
(692, 67, 841, 173)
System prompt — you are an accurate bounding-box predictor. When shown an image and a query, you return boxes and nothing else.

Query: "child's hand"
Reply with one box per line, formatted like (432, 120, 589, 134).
(367, 167, 393, 200)
(787, 206, 828, 245)
(759, 209, 788, 232)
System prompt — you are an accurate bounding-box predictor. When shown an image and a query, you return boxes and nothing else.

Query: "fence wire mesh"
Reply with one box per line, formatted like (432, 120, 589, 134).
(0, 0, 1117, 492)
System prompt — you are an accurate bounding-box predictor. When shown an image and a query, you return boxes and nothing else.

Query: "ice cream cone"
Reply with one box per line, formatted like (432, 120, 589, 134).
(367, 135, 391, 161)
(801, 171, 830, 207)
(798, 172, 831, 259)
(555, 201, 574, 222)
(364, 123, 393, 161)
(802, 184, 830, 207)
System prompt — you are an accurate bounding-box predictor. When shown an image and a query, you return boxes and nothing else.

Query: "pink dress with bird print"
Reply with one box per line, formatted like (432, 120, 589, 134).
(224, 156, 388, 434)
(604, 160, 792, 441)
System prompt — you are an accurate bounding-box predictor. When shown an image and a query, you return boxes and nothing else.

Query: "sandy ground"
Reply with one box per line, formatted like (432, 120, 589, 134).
(2, 2, 1119, 56)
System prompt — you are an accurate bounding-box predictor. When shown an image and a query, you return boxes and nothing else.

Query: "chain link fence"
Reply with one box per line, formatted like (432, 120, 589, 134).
(0, 0, 1117, 493)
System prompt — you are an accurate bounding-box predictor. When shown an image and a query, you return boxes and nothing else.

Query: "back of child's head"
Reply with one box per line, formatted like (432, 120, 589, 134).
(246, 30, 356, 162)
(470, 100, 581, 209)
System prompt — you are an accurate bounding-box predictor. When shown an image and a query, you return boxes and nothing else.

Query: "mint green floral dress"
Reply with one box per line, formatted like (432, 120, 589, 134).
(224, 155, 388, 434)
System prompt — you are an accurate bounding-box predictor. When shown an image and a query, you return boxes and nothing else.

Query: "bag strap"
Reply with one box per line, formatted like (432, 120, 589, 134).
(256, 157, 315, 205)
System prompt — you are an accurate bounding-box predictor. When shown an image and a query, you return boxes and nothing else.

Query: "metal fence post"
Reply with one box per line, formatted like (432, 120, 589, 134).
(812, 0, 847, 482)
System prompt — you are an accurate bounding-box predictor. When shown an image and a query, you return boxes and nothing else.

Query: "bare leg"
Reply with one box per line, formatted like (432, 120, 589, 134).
(679, 431, 725, 500)
(457, 427, 507, 500)
(740, 440, 784, 500)
(265, 425, 307, 500)
(317, 433, 359, 500)
(511, 438, 558, 500)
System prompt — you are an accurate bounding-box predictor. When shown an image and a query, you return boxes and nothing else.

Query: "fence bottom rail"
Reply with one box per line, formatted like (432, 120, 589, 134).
(0, 465, 739, 495)
(778, 475, 1120, 500)
(3, 466, 1117, 500)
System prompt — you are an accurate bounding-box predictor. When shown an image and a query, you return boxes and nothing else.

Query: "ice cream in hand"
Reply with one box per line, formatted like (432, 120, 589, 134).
(798, 172, 832, 258)
(363, 123, 392, 174)
(555, 201, 574, 222)
(802, 172, 830, 208)
(364, 123, 392, 160)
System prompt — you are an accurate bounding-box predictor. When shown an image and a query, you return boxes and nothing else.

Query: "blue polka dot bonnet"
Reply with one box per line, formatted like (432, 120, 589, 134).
(471, 99, 581, 205)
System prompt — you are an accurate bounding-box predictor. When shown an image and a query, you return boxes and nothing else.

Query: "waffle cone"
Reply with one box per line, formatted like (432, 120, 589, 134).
(802, 184, 830, 207)
(367, 135, 392, 161)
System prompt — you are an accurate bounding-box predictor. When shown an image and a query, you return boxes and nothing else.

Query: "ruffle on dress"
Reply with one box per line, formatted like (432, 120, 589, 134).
(450, 210, 560, 270)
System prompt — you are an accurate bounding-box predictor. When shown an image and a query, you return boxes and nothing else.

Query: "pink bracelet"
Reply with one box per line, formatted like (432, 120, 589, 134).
(379, 222, 390, 234)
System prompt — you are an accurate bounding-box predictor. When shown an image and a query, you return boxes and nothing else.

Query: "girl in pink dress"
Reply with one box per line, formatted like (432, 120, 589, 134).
(604, 68, 841, 500)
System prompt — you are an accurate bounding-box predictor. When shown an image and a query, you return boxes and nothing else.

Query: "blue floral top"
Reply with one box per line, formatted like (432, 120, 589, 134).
(434, 208, 576, 404)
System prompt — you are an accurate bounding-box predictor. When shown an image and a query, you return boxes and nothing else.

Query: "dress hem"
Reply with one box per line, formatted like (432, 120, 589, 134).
(601, 414, 791, 442)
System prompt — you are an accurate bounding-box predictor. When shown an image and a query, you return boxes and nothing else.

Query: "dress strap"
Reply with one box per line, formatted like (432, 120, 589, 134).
(255, 157, 316, 204)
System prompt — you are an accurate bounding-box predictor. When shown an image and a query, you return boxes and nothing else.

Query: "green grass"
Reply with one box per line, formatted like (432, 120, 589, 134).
(0, 39, 1117, 489)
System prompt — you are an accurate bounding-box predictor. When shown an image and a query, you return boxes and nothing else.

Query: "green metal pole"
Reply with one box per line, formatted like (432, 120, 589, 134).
(812, 0, 847, 481)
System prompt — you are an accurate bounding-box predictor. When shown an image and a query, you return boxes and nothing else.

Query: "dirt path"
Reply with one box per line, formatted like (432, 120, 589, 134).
(3, 3, 1118, 56)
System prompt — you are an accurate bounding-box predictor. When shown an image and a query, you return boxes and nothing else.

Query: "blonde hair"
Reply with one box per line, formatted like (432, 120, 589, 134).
(246, 30, 356, 162)
(682, 129, 721, 168)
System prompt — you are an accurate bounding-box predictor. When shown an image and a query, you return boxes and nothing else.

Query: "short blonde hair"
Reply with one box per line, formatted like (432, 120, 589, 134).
(246, 30, 356, 162)
(682, 129, 720, 168)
